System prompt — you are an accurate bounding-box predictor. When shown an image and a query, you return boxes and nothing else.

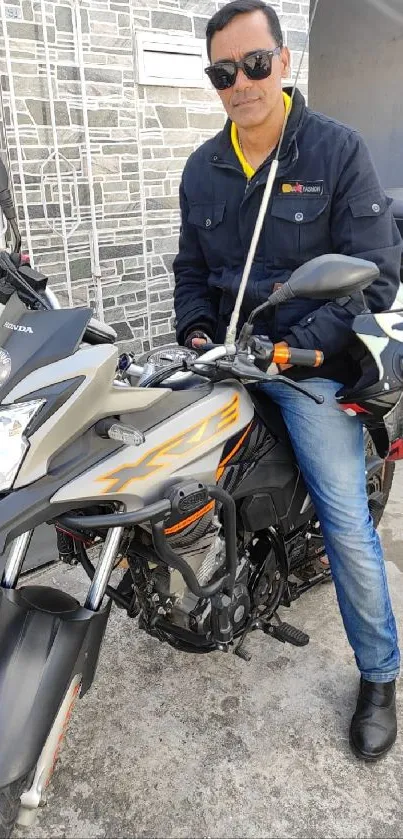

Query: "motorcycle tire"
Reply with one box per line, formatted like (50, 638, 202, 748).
(0, 775, 29, 839)
(294, 435, 395, 582)
(364, 431, 395, 528)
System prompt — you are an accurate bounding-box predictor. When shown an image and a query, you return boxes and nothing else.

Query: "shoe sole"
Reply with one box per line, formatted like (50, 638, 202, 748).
(349, 731, 396, 762)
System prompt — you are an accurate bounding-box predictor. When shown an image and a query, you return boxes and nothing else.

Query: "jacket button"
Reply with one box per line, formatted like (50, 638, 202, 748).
(295, 212, 304, 222)
(372, 203, 380, 213)
(205, 218, 212, 227)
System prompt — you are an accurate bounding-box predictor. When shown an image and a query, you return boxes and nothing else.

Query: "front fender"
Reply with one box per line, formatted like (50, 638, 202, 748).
(0, 585, 111, 787)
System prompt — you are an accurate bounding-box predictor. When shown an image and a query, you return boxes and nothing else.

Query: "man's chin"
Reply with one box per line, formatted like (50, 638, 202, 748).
(231, 111, 268, 129)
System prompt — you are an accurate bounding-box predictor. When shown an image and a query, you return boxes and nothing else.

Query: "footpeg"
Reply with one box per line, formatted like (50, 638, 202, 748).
(264, 620, 309, 647)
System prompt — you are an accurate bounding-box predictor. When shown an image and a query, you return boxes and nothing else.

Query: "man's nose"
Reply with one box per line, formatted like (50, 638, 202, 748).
(233, 67, 252, 91)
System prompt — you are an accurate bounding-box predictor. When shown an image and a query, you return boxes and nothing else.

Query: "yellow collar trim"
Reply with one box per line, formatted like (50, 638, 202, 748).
(231, 90, 292, 180)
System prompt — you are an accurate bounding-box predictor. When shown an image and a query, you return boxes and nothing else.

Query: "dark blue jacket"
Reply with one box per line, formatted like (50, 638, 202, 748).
(173, 89, 402, 381)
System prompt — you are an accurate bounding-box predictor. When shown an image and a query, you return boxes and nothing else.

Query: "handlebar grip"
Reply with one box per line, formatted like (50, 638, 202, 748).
(201, 342, 219, 352)
(272, 345, 324, 368)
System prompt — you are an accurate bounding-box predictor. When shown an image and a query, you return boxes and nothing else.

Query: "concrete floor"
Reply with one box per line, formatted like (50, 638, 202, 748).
(11, 466, 403, 839)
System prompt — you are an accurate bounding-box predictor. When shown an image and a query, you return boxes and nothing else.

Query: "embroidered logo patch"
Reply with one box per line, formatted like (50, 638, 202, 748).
(280, 181, 324, 196)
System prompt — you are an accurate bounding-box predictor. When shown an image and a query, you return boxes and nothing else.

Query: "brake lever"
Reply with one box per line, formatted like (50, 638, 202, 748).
(265, 374, 324, 404)
(225, 359, 324, 403)
(190, 356, 324, 404)
(233, 359, 324, 402)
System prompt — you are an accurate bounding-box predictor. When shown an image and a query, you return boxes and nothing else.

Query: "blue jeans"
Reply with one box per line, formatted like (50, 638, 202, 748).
(260, 377, 400, 683)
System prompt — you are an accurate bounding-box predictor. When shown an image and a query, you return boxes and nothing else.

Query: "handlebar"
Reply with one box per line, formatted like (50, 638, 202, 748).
(191, 339, 323, 370)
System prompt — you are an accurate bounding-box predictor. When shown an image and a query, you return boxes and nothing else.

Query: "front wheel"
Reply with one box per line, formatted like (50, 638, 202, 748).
(0, 776, 30, 839)
(0, 674, 81, 837)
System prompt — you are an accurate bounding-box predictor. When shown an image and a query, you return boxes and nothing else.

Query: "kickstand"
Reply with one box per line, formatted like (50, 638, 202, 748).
(234, 615, 261, 661)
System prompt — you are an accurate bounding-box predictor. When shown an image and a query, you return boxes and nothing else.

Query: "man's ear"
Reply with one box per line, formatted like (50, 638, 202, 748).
(280, 46, 291, 78)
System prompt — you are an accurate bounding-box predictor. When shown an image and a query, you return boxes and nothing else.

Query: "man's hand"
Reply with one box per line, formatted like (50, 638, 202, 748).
(184, 329, 212, 350)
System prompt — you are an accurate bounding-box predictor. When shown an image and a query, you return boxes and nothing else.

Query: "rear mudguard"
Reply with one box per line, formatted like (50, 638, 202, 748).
(0, 584, 111, 787)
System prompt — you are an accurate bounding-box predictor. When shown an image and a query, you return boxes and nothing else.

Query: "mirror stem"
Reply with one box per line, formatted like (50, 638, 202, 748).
(0, 187, 17, 222)
(10, 219, 21, 254)
(244, 283, 294, 331)
(265, 283, 293, 307)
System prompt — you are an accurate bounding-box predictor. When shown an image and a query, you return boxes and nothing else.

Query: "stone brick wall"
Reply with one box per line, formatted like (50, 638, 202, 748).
(0, 0, 308, 352)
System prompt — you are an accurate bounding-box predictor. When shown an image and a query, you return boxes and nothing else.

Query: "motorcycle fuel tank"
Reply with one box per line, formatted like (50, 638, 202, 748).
(51, 381, 254, 510)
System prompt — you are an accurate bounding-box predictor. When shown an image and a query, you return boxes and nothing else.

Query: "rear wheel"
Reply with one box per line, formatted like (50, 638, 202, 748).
(0, 776, 30, 839)
(294, 433, 395, 581)
(365, 431, 395, 527)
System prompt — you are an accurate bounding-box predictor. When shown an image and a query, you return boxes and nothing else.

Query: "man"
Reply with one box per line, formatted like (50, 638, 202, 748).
(173, 0, 402, 760)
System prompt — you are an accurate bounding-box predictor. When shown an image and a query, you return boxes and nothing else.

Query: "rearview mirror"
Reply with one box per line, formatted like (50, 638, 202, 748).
(267, 254, 379, 307)
(239, 254, 380, 348)
(0, 158, 9, 194)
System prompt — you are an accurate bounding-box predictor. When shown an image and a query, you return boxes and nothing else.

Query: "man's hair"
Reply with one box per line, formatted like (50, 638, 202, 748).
(206, 0, 284, 60)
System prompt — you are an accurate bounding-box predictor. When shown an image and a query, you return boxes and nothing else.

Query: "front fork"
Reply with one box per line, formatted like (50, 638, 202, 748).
(1, 527, 124, 608)
(1, 530, 33, 588)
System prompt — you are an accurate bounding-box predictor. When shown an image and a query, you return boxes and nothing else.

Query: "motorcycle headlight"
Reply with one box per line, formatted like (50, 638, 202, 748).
(0, 400, 45, 491)
(0, 349, 12, 387)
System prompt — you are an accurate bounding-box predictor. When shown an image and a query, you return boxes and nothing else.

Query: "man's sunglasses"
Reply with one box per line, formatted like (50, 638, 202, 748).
(204, 47, 281, 91)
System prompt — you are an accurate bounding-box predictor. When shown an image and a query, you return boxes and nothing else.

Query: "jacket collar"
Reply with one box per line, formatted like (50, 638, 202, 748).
(209, 87, 306, 175)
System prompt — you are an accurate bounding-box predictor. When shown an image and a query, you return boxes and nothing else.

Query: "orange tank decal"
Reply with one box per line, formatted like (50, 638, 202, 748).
(97, 394, 240, 494)
(216, 421, 253, 481)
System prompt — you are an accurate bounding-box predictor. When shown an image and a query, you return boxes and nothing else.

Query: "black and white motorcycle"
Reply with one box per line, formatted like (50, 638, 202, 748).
(0, 157, 403, 835)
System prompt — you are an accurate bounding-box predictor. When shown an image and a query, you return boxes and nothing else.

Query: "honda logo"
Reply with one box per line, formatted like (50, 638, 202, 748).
(4, 321, 33, 334)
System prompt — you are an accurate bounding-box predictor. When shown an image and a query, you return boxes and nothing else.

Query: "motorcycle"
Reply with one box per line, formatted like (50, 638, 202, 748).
(0, 158, 402, 837)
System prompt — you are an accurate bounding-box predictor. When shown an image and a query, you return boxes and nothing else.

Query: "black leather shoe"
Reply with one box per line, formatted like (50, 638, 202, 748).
(350, 678, 397, 761)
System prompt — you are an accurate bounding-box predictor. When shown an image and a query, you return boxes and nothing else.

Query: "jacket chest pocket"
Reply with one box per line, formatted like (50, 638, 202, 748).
(268, 195, 331, 268)
(187, 202, 235, 268)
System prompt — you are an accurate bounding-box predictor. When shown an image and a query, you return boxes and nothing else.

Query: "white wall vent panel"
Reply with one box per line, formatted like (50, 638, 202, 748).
(135, 30, 209, 88)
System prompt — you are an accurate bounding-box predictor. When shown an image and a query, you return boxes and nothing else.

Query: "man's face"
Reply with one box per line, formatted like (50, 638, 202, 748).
(209, 10, 290, 129)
